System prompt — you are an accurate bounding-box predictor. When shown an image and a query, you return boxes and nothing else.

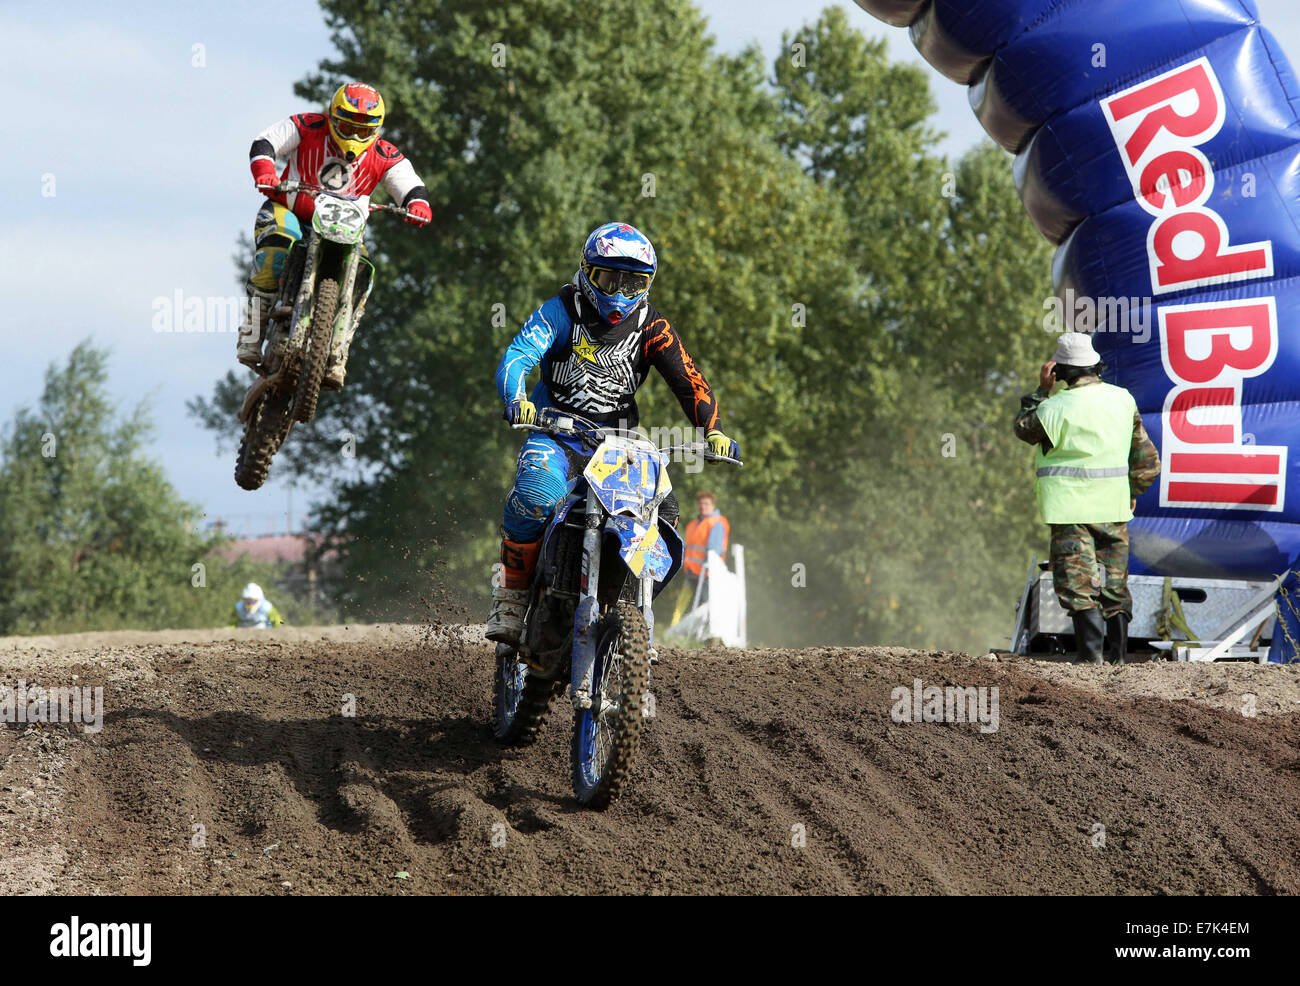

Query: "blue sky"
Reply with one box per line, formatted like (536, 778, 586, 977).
(7, 0, 1299, 537)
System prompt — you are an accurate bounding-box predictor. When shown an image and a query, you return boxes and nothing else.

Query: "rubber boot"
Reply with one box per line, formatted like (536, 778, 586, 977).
(486, 587, 527, 646)
(1105, 612, 1130, 665)
(238, 283, 277, 368)
(1071, 609, 1105, 665)
(485, 537, 541, 646)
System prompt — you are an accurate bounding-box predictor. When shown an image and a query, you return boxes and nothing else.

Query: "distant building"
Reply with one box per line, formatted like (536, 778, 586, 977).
(213, 534, 340, 610)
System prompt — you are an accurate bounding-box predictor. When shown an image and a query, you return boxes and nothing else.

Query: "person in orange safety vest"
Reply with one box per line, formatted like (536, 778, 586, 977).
(672, 491, 730, 625)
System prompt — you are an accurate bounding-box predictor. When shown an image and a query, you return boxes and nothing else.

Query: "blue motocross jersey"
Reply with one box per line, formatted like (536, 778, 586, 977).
(495, 284, 721, 430)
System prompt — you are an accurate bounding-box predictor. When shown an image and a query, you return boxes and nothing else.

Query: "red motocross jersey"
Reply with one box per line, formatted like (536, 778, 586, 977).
(249, 113, 428, 222)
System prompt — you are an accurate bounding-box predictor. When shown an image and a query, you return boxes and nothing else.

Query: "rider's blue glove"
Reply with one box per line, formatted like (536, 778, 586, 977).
(706, 429, 739, 460)
(506, 399, 537, 426)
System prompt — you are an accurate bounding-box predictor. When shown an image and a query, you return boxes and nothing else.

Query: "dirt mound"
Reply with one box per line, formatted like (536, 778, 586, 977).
(1, 626, 1298, 895)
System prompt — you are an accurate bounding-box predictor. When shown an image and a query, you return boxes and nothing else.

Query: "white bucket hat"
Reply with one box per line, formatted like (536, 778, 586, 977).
(1052, 331, 1101, 367)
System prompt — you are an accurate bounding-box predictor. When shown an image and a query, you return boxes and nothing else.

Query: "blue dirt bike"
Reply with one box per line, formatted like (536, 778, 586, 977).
(491, 408, 740, 809)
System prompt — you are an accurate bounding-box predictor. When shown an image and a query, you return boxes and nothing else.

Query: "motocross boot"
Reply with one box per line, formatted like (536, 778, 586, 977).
(237, 284, 278, 369)
(1105, 612, 1130, 665)
(1071, 608, 1106, 665)
(485, 538, 542, 647)
(486, 588, 528, 647)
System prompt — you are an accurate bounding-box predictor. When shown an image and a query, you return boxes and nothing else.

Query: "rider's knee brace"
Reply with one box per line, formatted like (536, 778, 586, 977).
(503, 464, 570, 542)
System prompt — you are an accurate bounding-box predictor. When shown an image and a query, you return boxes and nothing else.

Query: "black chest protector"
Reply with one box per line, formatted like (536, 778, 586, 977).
(541, 284, 656, 426)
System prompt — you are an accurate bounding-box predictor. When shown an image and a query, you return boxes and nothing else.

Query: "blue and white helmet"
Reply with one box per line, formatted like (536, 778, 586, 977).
(576, 222, 657, 325)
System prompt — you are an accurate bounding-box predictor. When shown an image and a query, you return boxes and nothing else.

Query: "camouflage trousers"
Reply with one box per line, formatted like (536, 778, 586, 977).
(1049, 522, 1132, 618)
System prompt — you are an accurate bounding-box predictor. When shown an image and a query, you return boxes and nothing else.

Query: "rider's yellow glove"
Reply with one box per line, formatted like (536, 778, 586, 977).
(506, 399, 537, 426)
(706, 429, 739, 459)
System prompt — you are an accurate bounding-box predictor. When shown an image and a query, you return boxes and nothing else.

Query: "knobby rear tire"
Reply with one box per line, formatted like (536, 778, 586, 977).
(234, 388, 293, 491)
(492, 650, 563, 747)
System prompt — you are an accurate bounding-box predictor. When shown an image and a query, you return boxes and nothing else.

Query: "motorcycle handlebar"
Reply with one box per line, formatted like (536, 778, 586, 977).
(511, 421, 743, 467)
(662, 444, 744, 467)
(264, 180, 411, 219)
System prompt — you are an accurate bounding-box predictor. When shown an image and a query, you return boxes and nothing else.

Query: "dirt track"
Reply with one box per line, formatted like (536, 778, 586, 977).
(1, 624, 1298, 895)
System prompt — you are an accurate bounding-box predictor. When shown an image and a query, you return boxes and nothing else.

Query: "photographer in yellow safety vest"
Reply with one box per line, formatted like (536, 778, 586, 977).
(1014, 333, 1161, 664)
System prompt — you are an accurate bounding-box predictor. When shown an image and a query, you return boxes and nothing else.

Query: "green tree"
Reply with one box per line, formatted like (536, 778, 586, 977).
(761, 10, 1056, 649)
(192, 0, 844, 620)
(0, 342, 316, 634)
(192, 3, 1059, 652)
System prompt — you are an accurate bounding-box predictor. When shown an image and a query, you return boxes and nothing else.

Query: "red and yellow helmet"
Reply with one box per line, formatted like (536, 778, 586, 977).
(327, 82, 385, 160)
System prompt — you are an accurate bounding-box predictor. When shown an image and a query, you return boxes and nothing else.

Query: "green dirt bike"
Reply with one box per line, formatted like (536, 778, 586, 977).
(234, 180, 410, 491)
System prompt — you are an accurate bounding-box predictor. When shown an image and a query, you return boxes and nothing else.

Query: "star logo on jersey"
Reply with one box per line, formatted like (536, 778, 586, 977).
(573, 331, 600, 364)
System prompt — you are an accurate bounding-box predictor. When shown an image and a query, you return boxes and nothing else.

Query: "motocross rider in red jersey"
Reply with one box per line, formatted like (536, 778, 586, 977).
(236, 82, 431, 388)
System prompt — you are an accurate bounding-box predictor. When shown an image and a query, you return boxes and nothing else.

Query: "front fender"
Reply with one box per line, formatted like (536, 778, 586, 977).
(657, 516, 684, 585)
(604, 513, 680, 583)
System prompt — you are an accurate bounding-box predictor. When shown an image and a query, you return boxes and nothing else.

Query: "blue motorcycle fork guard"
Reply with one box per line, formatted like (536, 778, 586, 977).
(570, 488, 603, 701)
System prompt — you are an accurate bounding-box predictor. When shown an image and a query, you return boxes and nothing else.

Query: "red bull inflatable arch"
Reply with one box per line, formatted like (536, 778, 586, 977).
(854, 0, 1300, 594)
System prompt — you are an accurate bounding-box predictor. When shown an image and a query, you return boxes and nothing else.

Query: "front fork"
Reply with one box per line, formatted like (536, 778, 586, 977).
(261, 233, 316, 372)
(570, 487, 602, 711)
(570, 496, 659, 711)
(268, 237, 371, 372)
(332, 252, 374, 360)
(643, 504, 658, 662)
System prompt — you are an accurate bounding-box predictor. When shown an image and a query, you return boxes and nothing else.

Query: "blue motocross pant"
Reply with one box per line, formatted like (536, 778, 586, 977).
(503, 432, 589, 542)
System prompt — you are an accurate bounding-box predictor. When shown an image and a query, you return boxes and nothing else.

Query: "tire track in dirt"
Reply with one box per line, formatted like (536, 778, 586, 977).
(0, 627, 1297, 895)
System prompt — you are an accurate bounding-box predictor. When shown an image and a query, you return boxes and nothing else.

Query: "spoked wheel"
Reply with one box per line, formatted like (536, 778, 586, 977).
(234, 387, 294, 491)
(570, 600, 650, 809)
(492, 643, 561, 746)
